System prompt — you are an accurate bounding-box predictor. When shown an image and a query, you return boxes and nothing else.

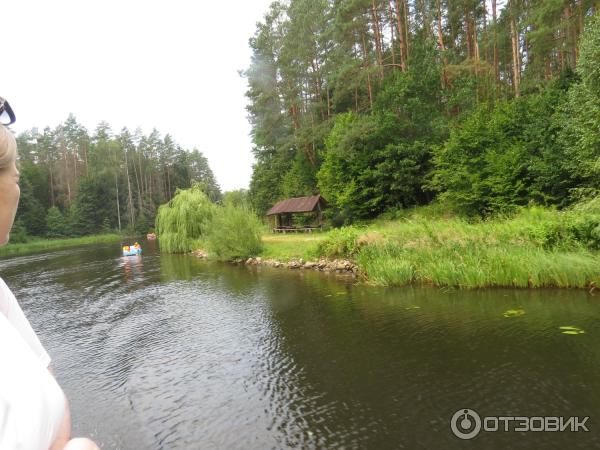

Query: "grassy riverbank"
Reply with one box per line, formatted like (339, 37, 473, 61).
(0, 234, 123, 258)
(261, 234, 326, 261)
(260, 205, 600, 289)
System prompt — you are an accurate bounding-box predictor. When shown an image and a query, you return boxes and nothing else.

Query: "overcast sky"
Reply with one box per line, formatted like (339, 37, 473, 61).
(4, 0, 274, 192)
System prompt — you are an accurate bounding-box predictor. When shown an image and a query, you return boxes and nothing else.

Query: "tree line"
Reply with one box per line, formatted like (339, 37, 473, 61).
(246, 0, 600, 221)
(14, 115, 221, 241)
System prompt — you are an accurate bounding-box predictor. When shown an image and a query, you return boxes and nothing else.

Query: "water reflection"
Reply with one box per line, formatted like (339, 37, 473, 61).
(120, 255, 143, 283)
(0, 244, 599, 449)
(159, 253, 208, 282)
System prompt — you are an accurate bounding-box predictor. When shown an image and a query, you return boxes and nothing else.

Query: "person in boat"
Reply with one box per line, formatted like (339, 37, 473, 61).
(122, 245, 130, 252)
(0, 100, 100, 449)
(133, 242, 140, 251)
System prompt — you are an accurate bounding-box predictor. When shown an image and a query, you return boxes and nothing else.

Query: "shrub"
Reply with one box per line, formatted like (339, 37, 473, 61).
(316, 226, 362, 259)
(205, 205, 263, 260)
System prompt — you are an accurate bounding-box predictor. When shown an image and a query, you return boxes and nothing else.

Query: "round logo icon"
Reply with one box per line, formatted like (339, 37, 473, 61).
(451, 408, 482, 440)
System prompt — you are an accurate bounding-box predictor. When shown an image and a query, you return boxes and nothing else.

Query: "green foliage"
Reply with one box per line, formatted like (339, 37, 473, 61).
(0, 234, 122, 258)
(16, 174, 47, 236)
(134, 212, 152, 235)
(262, 205, 600, 289)
(260, 234, 323, 261)
(14, 116, 220, 239)
(9, 219, 29, 244)
(222, 189, 250, 208)
(65, 205, 79, 237)
(247, 5, 449, 220)
(315, 226, 362, 259)
(318, 110, 436, 221)
(249, 150, 291, 215)
(317, 44, 447, 221)
(156, 186, 264, 259)
(205, 205, 264, 260)
(353, 206, 600, 288)
(429, 85, 574, 215)
(70, 175, 117, 236)
(578, 14, 600, 99)
(358, 242, 600, 289)
(155, 185, 216, 253)
(101, 218, 112, 233)
(245, 2, 600, 226)
(45, 207, 69, 238)
(558, 15, 600, 196)
(281, 150, 318, 199)
(374, 41, 447, 139)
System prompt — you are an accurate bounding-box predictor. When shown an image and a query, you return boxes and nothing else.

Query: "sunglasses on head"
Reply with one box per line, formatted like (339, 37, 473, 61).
(0, 96, 16, 126)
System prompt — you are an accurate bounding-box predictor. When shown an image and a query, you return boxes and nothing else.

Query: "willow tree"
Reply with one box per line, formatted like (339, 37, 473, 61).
(155, 185, 216, 253)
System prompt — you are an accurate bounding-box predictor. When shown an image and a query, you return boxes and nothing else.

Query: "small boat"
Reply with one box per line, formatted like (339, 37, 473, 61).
(122, 244, 142, 256)
(147, 233, 157, 240)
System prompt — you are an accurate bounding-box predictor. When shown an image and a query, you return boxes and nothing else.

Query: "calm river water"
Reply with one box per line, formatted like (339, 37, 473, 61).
(1, 242, 599, 449)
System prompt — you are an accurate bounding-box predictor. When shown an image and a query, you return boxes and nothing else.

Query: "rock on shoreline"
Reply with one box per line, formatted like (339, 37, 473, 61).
(240, 256, 359, 275)
(191, 250, 359, 276)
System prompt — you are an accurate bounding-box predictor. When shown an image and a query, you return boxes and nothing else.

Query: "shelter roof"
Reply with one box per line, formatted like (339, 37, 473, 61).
(266, 195, 326, 215)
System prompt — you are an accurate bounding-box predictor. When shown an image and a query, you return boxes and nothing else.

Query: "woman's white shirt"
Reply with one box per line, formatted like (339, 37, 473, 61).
(0, 277, 65, 450)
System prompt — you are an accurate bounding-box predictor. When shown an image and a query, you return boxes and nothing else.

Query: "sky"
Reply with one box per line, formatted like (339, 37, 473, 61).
(4, 0, 274, 192)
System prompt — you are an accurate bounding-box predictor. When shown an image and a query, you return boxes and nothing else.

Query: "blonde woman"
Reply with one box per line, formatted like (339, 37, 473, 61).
(0, 104, 99, 449)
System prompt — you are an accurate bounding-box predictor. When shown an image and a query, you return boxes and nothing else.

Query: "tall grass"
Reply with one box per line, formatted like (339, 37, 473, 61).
(311, 204, 600, 288)
(0, 234, 122, 258)
(357, 243, 600, 288)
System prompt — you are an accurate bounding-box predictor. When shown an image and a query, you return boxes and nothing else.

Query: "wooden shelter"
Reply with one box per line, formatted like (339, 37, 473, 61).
(266, 195, 327, 233)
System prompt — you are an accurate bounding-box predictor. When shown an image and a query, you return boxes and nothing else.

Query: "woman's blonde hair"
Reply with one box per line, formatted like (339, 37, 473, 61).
(0, 125, 17, 170)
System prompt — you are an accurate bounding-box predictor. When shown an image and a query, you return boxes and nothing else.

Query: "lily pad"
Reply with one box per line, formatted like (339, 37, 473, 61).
(503, 308, 525, 318)
(559, 326, 585, 335)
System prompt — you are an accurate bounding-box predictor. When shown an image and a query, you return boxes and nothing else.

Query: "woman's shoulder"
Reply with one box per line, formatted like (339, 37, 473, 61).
(0, 276, 11, 316)
(0, 312, 66, 450)
(0, 276, 11, 293)
(0, 277, 51, 368)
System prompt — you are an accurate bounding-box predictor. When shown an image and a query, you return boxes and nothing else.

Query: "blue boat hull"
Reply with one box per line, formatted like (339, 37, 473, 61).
(122, 248, 142, 256)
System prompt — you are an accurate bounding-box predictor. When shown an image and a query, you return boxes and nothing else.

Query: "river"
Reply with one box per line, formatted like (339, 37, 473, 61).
(1, 241, 599, 449)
